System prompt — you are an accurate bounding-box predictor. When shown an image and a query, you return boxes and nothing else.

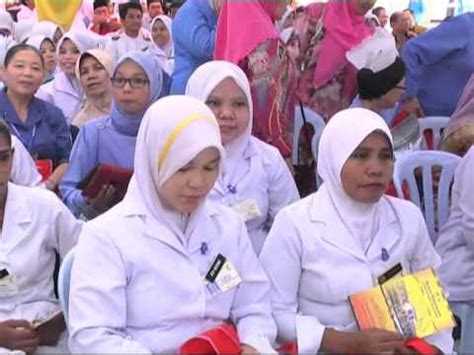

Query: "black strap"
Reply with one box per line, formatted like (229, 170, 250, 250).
(298, 100, 313, 165)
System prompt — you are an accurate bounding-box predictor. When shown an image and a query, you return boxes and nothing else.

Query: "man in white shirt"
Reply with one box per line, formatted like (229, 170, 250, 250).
(105, 1, 151, 60)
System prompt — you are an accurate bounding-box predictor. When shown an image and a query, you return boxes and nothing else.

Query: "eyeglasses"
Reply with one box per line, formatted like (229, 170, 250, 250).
(111, 77, 149, 88)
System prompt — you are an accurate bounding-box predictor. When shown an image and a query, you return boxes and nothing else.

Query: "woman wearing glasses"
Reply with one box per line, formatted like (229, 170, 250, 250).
(60, 51, 170, 219)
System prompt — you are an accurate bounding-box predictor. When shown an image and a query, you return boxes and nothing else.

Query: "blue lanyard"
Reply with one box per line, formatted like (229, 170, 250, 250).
(7, 118, 37, 151)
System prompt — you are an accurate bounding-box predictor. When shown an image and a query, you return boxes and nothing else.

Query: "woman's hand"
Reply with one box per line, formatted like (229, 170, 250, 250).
(87, 184, 117, 213)
(0, 320, 39, 354)
(44, 178, 59, 191)
(36, 313, 66, 346)
(240, 344, 259, 354)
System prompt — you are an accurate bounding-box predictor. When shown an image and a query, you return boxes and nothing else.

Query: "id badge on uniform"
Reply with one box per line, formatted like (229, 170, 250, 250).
(0, 269, 19, 298)
(231, 199, 261, 222)
(204, 254, 242, 295)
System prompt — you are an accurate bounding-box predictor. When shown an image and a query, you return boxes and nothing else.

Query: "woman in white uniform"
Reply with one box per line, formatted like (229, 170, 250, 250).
(0, 120, 82, 353)
(436, 145, 474, 353)
(68, 96, 276, 353)
(186, 61, 299, 255)
(260, 108, 454, 353)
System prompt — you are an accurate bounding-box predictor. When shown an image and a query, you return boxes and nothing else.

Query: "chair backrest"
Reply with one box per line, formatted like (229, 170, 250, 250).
(292, 105, 326, 165)
(58, 248, 76, 323)
(418, 116, 450, 150)
(393, 151, 461, 243)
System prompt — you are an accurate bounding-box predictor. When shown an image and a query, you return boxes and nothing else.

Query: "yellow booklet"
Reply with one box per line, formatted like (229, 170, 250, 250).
(349, 268, 455, 338)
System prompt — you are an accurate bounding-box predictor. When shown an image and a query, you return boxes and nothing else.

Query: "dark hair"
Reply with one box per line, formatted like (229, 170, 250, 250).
(4, 44, 44, 68)
(147, 0, 167, 14)
(357, 57, 406, 100)
(403, 8, 415, 16)
(372, 6, 386, 17)
(0, 120, 12, 147)
(93, 0, 110, 11)
(119, 2, 143, 20)
(390, 12, 404, 26)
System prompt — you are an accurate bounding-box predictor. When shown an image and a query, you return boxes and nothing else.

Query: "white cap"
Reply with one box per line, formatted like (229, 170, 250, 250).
(346, 28, 398, 73)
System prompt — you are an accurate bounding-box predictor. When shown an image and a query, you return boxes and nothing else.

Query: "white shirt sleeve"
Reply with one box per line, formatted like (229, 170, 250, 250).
(260, 210, 326, 353)
(68, 224, 152, 353)
(10, 136, 42, 187)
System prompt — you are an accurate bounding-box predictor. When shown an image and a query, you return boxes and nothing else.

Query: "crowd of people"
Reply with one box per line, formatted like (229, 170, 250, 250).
(0, 0, 473, 353)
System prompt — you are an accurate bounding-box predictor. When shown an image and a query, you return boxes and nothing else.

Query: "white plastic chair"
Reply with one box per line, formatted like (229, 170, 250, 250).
(292, 105, 326, 165)
(393, 151, 460, 243)
(58, 248, 76, 323)
(418, 116, 450, 150)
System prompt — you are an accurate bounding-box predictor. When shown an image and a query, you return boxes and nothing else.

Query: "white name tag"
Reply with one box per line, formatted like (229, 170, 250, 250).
(215, 260, 242, 292)
(232, 199, 261, 222)
(0, 273, 19, 297)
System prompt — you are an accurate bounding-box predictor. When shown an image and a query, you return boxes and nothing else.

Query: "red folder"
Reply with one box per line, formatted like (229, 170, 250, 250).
(35, 159, 53, 182)
(78, 163, 133, 201)
(404, 338, 439, 354)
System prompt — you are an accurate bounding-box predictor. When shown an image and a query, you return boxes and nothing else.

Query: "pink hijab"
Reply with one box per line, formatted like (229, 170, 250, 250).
(314, 0, 374, 88)
(214, 0, 279, 64)
(445, 74, 474, 138)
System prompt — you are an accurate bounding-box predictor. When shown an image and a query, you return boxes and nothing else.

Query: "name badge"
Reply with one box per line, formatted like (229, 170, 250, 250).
(0, 269, 19, 297)
(204, 254, 242, 294)
(232, 199, 261, 222)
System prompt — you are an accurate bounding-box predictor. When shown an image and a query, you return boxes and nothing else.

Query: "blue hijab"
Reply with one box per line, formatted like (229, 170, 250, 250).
(111, 50, 170, 136)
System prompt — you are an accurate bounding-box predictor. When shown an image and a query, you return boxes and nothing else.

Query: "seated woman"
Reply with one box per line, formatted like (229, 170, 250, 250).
(348, 30, 406, 126)
(186, 61, 299, 255)
(30, 21, 64, 45)
(36, 31, 97, 124)
(60, 51, 169, 219)
(441, 74, 474, 157)
(0, 44, 72, 191)
(72, 49, 114, 128)
(260, 108, 454, 353)
(68, 96, 276, 352)
(0, 120, 82, 353)
(26, 35, 57, 84)
(149, 15, 174, 75)
(436, 146, 474, 353)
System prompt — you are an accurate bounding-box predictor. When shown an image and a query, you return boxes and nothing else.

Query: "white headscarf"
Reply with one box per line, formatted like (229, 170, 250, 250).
(30, 21, 62, 41)
(186, 61, 253, 189)
(150, 15, 173, 59)
(123, 95, 225, 241)
(57, 31, 98, 54)
(26, 34, 49, 51)
(317, 108, 394, 251)
(0, 36, 16, 66)
(14, 19, 36, 42)
(0, 11, 14, 35)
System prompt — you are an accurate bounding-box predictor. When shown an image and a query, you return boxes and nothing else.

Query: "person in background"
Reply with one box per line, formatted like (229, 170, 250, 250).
(149, 15, 173, 74)
(36, 31, 97, 124)
(170, 0, 218, 94)
(14, 18, 35, 42)
(214, 0, 296, 161)
(89, 0, 122, 36)
(0, 120, 82, 353)
(0, 35, 16, 90)
(390, 11, 414, 51)
(167, 0, 184, 18)
(348, 30, 405, 126)
(60, 51, 169, 219)
(372, 6, 388, 28)
(0, 10, 14, 38)
(441, 74, 474, 157)
(401, 12, 474, 117)
(436, 146, 474, 354)
(0, 44, 71, 191)
(260, 108, 454, 354)
(186, 61, 299, 255)
(403, 8, 427, 35)
(68, 95, 276, 353)
(143, 0, 165, 29)
(30, 21, 64, 45)
(105, 2, 151, 61)
(296, 0, 375, 122)
(26, 35, 57, 84)
(16, 0, 35, 21)
(72, 49, 114, 127)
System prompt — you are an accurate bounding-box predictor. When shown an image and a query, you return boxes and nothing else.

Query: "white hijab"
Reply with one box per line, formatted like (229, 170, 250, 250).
(123, 95, 225, 241)
(26, 34, 48, 51)
(0, 11, 14, 35)
(317, 108, 394, 251)
(150, 15, 173, 59)
(186, 61, 253, 189)
(14, 19, 36, 42)
(30, 21, 62, 41)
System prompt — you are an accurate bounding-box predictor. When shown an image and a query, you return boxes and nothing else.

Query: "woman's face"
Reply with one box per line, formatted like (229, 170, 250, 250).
(381, 79, 405, 109)
(112, 59, 150, 115)
(340, 131, 394, 203)
(79, 55, 110, 97)
(354, 0, 376, 16)
(40, 39, 56, 74)
(151, 19, 170, 48)
(58, 38, 80, 76)
(159, 147, 220, 214)
(205, 77, 250, 145)
(4, 49, 44, 97)
(0, 135, 13, 189)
